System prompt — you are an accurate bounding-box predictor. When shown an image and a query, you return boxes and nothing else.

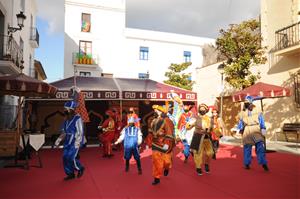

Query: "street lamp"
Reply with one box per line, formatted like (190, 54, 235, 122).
(217, 63, 225, 120)
(8, 11, 26, 34)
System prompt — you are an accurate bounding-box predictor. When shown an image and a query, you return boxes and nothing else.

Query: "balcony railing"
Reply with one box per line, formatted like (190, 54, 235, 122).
(72, 52, 99, 65)
(0, 34, 23, 69)
(275, 21, 300, 51)
(29, 27, 39, 48)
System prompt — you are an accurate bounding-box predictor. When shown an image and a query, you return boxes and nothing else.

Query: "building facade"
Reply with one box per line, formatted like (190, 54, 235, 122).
(260, 0, 300, 140)
(64, 0, 214, 82)
(0, 0, 40, 130)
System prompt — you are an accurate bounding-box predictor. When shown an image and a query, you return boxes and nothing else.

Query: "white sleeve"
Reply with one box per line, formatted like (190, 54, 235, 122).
(115, 128, 125, 144)
(75, 117, 84, 147)
(137, 129, 143, 145)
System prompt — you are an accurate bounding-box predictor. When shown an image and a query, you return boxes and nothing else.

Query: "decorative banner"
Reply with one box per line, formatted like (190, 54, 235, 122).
(54, 90, 197, 101)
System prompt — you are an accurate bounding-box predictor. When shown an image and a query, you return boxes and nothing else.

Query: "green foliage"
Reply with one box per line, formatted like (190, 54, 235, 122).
(164, 62, 194, 91)
(216, 19, 267, 89)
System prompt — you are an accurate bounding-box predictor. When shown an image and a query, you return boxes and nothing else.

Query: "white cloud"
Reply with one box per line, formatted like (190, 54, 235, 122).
(126, 0, 260, 38)
(36, 0, 260, 38)
(36, 0, 64, 34)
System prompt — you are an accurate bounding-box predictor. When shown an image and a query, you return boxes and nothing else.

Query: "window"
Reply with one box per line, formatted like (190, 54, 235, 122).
(81, 13, 91, 32)
(79, 40, 92, 55)
(138, 73, 149, 79)
(184, 51, 191, 62)
(139, 46, 149, 60)
(79, 71, 91, 77)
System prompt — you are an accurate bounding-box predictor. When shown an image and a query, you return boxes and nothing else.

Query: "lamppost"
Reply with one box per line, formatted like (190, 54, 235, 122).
(8, 11, 26, 35)
(217, 63, 225, 120)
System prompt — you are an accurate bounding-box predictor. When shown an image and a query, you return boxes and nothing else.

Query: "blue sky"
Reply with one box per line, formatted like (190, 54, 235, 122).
(35, 18, 64, 82)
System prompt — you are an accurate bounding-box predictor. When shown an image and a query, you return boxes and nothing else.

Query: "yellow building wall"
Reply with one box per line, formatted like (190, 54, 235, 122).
(260, 0, 300, 141)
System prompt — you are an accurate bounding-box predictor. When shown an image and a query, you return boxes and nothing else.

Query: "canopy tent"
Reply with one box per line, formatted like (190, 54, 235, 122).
(0, 73, 58, 97)
(0, 73, 57, 166)
(232, 82, 291, 103)
(36, 76, 197, 102)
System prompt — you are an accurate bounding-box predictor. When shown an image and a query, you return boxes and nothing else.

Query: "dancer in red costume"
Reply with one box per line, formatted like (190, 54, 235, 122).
(98, 110, 115, 157)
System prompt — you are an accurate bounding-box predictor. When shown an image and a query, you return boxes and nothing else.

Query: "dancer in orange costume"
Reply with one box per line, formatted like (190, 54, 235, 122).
(151, 105, 175, 185)
(98, 110, 115, 157)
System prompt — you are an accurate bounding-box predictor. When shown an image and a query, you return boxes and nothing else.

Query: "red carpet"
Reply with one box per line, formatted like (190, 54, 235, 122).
(0, 144, 299, 199)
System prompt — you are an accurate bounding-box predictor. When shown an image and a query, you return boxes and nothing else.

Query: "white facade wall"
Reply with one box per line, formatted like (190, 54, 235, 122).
(64, 0, 215, 82)
(123, 28, 214, 82)
(194, 62, 223, 105)
(64, 0, 126, 78)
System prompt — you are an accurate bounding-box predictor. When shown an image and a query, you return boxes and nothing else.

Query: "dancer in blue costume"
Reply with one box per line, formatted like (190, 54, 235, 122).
(55, 101, 85, 180)
(236, 96, 269, 171)
(114, 117, 143, 174)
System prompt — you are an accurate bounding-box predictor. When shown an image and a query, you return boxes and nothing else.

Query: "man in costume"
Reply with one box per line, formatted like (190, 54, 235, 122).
(98, 110, 115, 157)
(189, 103, 214, 176)
(151, 104, 175, 185)
(236, 96, 269, 171)
(177, 105, 194, 163)
(114, 117, 143, 174)
(55, 101, 85, 180)
(210, 106, 225, 159)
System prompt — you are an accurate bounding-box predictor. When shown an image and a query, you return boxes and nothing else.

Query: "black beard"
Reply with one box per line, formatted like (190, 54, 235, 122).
(199, 111, 206, 116)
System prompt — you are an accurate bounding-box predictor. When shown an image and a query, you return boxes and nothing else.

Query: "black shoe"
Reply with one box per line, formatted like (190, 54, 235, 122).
(204, 164, 210, 173)
(64, 173, 75, 181)
(212, 153, 216, 160)
(244, 165, 250, 170)
(138, 169, 142, 175)
(163, 169, 169, 176)
(196, 168, 202, 176)
(125, 166, 129, 172)
(77, 167, 85, 178)
(152, 178, 160, 185)
(262, 164, 269, 171)
(184, 156, 188, 163)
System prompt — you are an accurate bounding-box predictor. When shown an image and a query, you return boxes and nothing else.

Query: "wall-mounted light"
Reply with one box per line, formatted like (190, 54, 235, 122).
(8, 11, 26, 34)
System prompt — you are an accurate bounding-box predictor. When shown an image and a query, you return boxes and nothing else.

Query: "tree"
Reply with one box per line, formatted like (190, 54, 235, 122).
(164, 62, 194, 91)
(216, 19, 267, 89)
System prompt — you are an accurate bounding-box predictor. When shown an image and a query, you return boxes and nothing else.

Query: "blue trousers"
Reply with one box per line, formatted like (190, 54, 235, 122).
(182, 140, 190, 158)
(63, 146, 83, 175)
(124, 146, 140, 160)
(243, 141, 267, 166)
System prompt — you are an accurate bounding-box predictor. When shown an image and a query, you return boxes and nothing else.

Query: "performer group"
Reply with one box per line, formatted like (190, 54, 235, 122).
(55, 87, 269, 183)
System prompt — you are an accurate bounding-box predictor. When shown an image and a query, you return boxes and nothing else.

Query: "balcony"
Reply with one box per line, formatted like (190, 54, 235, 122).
(274, 21, 300, 56)
(29, 27, 39, 48)
(0, 35, 23, 74)
(72, 52, 99, 67)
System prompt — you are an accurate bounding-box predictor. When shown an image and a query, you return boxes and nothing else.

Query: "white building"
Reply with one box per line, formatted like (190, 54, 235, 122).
(0, 0, 39, 129)
(64, 0, 214, 82)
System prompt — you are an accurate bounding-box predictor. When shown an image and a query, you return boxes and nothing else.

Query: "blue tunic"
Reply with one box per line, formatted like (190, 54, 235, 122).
(61, 114, 84, 175)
